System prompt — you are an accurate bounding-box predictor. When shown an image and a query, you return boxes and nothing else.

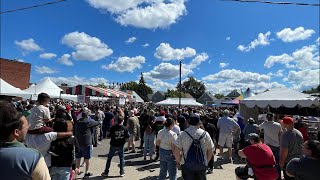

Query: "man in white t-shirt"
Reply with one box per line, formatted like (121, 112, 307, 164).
(259, 112, 282, 180)
(25, 131, 73, 167)
(173, 114, 214, 180)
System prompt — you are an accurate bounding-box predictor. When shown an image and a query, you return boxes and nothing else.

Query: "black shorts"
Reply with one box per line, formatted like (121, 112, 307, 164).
(235, 166, 252, 180)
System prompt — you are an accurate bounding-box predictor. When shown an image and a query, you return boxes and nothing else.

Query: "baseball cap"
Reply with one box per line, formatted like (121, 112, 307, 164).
(83, 107, 91, 116)
(248, 133, 260, 141)
(65, 105, 71, 111)
(160, 110, 166, 116)
(189, 114, 202, 126)
(248, 118, 255, 123)
(282, 116, 294, 124)
(266, 112, 273, 118)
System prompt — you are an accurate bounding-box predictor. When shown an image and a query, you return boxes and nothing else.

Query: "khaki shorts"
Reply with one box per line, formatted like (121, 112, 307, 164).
(218, 133, 233, 148)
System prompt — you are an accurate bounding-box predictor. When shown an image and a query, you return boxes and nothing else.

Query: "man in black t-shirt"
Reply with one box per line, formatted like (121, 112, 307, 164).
(202, 115, 217, 174)
(101, 116, 129, 177)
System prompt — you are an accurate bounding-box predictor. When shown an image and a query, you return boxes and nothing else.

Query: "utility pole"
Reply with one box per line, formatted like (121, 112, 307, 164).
(179, 59, 182, 109)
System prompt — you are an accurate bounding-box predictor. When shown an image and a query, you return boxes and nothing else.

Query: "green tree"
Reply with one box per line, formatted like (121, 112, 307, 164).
(302, 84, 320, 94)
(120, 74, 153, 101)
(94, 83, 108, 88)
(165, 89, 186, 98)
(177, 76, 206, 99)
(214, 93, 225, 99)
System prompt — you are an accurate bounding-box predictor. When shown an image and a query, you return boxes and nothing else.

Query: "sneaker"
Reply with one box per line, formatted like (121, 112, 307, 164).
(83, 172, 93, 179)
(120, 173, 125, 177)
(207, 169, 213, 174)
(226, 158, 233, 163)
(101, 172, 108, 177)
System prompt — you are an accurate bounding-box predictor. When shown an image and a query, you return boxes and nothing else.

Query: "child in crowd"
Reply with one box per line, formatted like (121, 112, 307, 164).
(27, 93, 54, 134)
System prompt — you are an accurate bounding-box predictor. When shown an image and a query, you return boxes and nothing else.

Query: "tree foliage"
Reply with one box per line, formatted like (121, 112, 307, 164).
(94, 83, 108, 88)
(177, 76, 205, 99)
(120, 73, 153, 101)
(165, 89, 186, 98)
(302, 84, 320, 94)
(214, 93, 225, 99)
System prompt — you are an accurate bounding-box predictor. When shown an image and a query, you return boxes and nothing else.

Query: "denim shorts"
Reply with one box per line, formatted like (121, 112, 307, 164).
(76, 145, 92, 159)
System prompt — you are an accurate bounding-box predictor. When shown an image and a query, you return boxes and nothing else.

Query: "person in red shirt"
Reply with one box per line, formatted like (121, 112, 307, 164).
(235, 133, 278, 180)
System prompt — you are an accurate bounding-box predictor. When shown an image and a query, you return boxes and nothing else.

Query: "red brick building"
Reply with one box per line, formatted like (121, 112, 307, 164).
(0, 58, 31, 90)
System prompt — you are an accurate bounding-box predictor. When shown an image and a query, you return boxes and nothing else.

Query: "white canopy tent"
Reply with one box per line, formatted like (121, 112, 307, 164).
(0, 78, 27, 97)
(156, 98, 203, 106)
(241, 89, 319, 108)
(24, 77, 62, 98)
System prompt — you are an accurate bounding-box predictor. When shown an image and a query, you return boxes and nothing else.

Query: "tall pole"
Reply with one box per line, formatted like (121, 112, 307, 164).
(179, 59, 182, 109)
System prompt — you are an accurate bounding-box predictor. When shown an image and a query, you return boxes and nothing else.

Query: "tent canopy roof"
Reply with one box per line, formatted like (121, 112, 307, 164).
(0, 78, 26, 97)
(241, 88, 319, 108)
(156, 98, 203, 106)
(24, 77, 62, 97)
(66, 85, 132, 98)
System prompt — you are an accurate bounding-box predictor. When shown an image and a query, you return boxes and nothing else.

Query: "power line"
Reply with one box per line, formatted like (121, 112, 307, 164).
(221, 0, 320, 6)
(1, 0, 68, 14)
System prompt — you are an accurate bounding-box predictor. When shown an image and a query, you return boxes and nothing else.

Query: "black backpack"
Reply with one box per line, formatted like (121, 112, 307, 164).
(183, 131, 207, 171)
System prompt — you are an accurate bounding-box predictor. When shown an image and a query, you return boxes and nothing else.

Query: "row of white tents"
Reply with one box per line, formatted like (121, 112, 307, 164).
(1, 77, 319, 109)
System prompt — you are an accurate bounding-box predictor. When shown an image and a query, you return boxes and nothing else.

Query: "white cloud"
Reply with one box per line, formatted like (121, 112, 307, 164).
(35, 66, 57, 74)
(61, 31, 113, 61)
(15, 38, 43, 54)
(264, 45, 319, 70)
(125, 37, 137, 43)
(49, 76, 109, 86)
(154, 43, 196, 61)
(226, 37, 231, 41)
(264, 54, 294, 68)
(40, 53, 57, 59)
(15, 58, 24, 62)
(284, 69, 320, 90)
(147, 79, 176, 91)
(237, 31, 271, 52)
(183, 53, 208, 69)
(87, 0, 187, 29)
(202, 69, 270, 83)
(316, 37, 320, 45)
(102, 56, 146, 73)
(57, 54, 73, 66)
(142, 43, 150, 47)
(144, 62, 192, 80)
(202, 69, 285, 94)
(219, 62, 229, 68)
(276, 27, 315, 42)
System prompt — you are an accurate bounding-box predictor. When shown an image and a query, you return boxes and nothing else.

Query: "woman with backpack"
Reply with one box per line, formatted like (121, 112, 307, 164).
(156, 117, 178, 180)
(143, 119, 155, 161)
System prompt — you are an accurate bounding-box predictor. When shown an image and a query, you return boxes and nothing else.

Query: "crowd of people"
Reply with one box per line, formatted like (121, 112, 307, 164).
(1, 93, 320, 180)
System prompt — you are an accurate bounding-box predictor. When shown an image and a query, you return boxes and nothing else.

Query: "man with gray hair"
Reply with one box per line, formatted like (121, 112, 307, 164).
(217, 109, 240, 162)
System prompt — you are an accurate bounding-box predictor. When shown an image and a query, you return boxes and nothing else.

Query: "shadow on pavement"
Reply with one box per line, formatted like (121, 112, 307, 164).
(125, 159, 150, 166)
(124, 153, 143, 160)
(136, 163, 160, 172)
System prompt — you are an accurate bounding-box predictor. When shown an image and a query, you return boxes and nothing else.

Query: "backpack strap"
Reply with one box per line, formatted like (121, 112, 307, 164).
(185, 131, 206, 141)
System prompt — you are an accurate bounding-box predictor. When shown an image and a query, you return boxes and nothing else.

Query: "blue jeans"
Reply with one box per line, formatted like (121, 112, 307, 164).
(104, 146, 125, 175)
(143, 133, 155, 157)
(50, 167, 71, 180)
(159, 148, 177, 180)
(268, 145, 281, 180)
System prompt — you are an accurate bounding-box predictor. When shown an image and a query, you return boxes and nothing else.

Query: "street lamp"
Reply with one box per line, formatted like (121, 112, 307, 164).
(179, 59, 182, 109)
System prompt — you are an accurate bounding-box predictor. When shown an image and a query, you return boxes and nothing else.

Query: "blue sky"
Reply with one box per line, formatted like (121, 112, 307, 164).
(1, 0, 319, 94)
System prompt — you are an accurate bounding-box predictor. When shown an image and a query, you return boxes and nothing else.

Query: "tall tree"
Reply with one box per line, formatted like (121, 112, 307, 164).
(120, 74, 153, 101)
(214, 93, 225, 99)
(177, 76, 206, 99)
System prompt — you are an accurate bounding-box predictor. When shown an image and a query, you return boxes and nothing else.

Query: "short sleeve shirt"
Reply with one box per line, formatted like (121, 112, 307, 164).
(280, 128, 303, 163)
(286, 157, 320, 180)
(28, 105, 51, 130)
(259, 121, 282, 147)
(157, 128, 177, 150)
(173, 126, 214, 165)
(25, 132, 58, 167)
(243, 143, 278, 180)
